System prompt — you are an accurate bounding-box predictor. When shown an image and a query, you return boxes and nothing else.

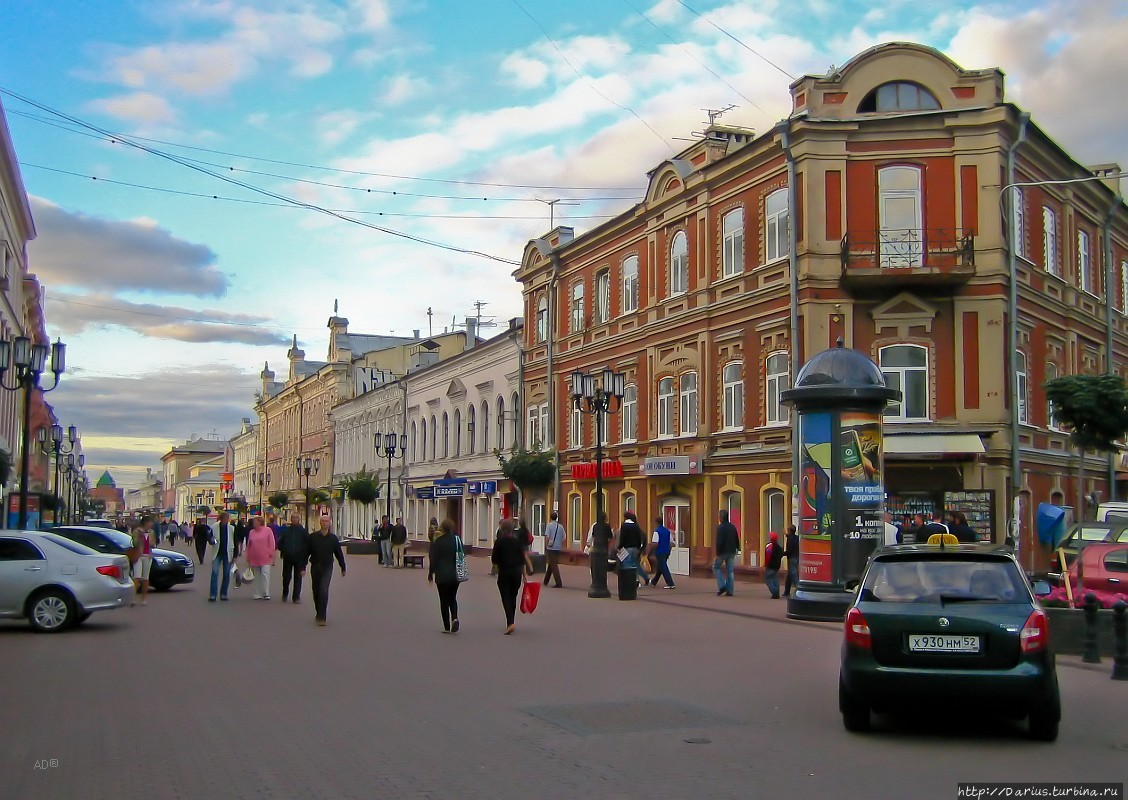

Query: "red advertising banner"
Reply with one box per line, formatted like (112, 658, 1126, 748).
(570, 460, 624, 480)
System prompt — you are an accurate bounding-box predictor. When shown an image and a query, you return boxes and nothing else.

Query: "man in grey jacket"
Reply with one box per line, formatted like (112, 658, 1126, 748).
(713, 510, 740, 597)
(542, 511, 566, 588)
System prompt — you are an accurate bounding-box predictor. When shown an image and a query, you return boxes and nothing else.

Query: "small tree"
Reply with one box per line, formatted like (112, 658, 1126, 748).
(195, 504, 211, 517)
(496, 446, 556, 519)
(1044, 374, 1128, 519)
(268, 491, 290, 513)
(343, 467, 380, 535)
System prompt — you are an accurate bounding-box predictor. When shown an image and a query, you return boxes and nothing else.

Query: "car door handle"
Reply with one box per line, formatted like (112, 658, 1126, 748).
(1109, 578, 1121, 584)
(24, 566, 42, 571)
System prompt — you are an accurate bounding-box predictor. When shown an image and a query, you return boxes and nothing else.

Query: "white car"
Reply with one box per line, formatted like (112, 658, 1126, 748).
(0, 530, 134, 632)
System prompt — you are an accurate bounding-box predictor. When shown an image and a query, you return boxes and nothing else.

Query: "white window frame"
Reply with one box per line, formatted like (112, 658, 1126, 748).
(453, 408, 461, 457)
(1122, 261, 1128, 315)
(880, 344, 930, 422)
(1015, 351, 1029, 425)
(765, 189, 789, 264)
(766, 490, 786, 540)
(594, 269, 611, 323)
(878, 167, 922, 268)
(467, 405, 476, 455)
(570, 404, 583, 450)
(571, 282, 584, 332)
(722, 208, 744, 277)
(1011, 187, 1025, 260)
(527, 405, 542, 449)
(620, 383, 637, 443)
(1045, 362, 1060, 431)
(539, 405, 549, 449)
(570, 495, 582, 544)
(669, 231, 688, 296)
(442, 412, 450, 458)
(679, 372, 698, 437)
(622, 255, 639, 313)
(536, 296, 547, 342)
(765, 352, 790, 427)
(1078, 231, 1092, 293)
(496, 397, 505, 450)
(657, 377, 675, 438)
(722, 362, 743, 431)
(1043, 207, 1059, 276)
(481, 401, 490, 452)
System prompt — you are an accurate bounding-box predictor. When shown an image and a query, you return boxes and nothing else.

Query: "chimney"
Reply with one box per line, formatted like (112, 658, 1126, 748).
(555, 226, 574, 246)
(1088, 163, 1122, 195)
(465, 317, 477, 350)
(410, 350, 441, 372)
(413, 329, 420, 339)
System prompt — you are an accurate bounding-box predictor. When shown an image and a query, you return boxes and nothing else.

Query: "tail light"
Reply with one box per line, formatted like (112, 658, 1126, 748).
(844, 607, 871, 649)
(97, 565, 123, 580)
(1020, 609, 1049, 653)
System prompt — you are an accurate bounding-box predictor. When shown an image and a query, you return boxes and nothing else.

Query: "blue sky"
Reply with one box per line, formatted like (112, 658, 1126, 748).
(2, 0, 1125, 487)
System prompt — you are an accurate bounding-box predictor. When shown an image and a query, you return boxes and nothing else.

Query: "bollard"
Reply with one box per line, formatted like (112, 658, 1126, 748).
(1112, 600, 1128, 681)
(1082, 593, 1101, 664)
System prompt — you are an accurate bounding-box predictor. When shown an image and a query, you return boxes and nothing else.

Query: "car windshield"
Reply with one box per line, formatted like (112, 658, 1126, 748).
(862, 558, 1026, 603)
(40, 533, 99, 556)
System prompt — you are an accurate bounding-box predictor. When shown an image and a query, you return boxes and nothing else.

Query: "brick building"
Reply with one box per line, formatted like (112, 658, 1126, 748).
(515, 42, 1128, 577)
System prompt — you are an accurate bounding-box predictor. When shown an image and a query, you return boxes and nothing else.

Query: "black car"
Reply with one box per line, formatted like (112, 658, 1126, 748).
(51, 525, 195, 592)
(839, 543, 1060, 740)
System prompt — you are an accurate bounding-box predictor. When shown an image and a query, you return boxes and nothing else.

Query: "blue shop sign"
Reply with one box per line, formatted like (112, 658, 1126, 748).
(467, 482, 480, 495)
(415, 486, 435, 499)
(434, 485, 465, 498)
(480, 480, 497, 494)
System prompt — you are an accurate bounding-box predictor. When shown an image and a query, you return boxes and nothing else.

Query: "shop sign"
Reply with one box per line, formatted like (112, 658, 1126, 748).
(467, 481, 497, 495)
(434, 485, 465, 498)
(414, 486, 435, 500)
(640, 456, 702, 476)
(570, 460, 624, 480)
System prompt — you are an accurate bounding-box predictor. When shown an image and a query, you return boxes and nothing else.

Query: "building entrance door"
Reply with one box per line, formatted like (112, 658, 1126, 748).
(661, 499, 691, 576)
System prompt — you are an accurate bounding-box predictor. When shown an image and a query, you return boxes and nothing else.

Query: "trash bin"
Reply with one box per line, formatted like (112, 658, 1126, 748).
(617, 556, 638, 601)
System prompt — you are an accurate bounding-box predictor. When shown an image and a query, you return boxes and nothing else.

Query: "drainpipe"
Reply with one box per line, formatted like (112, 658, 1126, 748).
(401, 376, 409, 521)
(780, 122, 801, 524)
(1006, 111, 1030, 565)
(535, 243, 564, 515)
(1103, 193, 1122, 501)
(514, 317, 528, 521)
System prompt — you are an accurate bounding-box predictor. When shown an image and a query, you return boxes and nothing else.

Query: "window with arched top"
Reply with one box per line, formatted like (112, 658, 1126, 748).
(878, 166, 923, 267)
(481, 400, 490, 452)
(467, 405, 476, 454)
(453, 409, 461, 457)
(511, 392, 520, 446)
(722, 208, 744, 277)
(858, 81, 940, 113)
(410, 420, 417, 462)
(879, 344, 929, 421)
(496, 396, 505, 449)
(722, 362, 743, 431)
(670, 231, 688, 296)
(442, 412, 450, 458)
(622, 255, 639, 313)
(536, 296, 547, 343)
(429, 415, 437, 461)
(595, 269, 611, 323)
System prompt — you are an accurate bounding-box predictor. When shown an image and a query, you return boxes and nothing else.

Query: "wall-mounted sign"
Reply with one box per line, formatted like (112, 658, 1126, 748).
(434, 485, 465, 498)
(640, 456, 702, 476)
(414, 486, 435, 499)
(466, 481, 500, 496)
(570, 460, 624, 480)
(355, 367, 393, 396)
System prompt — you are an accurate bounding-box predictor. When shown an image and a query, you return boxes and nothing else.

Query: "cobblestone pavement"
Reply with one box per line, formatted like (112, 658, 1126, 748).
(2, 546, 1125, 800)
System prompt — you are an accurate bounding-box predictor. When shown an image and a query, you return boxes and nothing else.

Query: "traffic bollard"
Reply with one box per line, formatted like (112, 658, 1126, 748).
(1112, 600, 1128, 681)
(1082, 593, 1101, 664)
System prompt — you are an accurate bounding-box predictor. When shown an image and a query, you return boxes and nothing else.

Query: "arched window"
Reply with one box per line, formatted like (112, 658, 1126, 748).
(722, 208, 744, 277)
(1045, 362, 1059, 430)
(765, 352, 790, 426)
(669, 231, 688, 295)
(481, 400, 490, 451)
(594, 269, 611, 323)
(858, 81, 940, 113)
(430, 415, 437, 461)
(453, 409, 461, 457)
(536, 296, 547, 342)
(879, 344, 929, 420)
(722, 362, 743, 430)
(1078, 231, 1092, 293)
(622, 255, 639, 313)
(657, 377, 675, 437)
(1015, 352, 1028, 425)
(496, 396, 505, 449)
(1043, 207, 1060, 276)
(878, 166, 923, 267)
(442, 412, 450, 458)
(765, 489, 786, 541)
(467, 405, 476, 454)
(420, 418, 427, 463)
(570, 283, 585, 332)
(764, 190, 789, 263)
(512, 392, 520, 447)
(620, 383, 637, 443)
(679, 372, 698, 436)
(410, 420, 417, 462)
(1010, 187, 1025, 260)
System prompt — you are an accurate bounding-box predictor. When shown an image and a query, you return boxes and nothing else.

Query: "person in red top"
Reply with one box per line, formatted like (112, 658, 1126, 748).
(131, 515, 156, 606)
(764, 531, 785, 599)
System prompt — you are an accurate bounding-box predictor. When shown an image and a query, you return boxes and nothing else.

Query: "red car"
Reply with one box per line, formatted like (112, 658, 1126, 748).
(1063, 543, 1128, 595)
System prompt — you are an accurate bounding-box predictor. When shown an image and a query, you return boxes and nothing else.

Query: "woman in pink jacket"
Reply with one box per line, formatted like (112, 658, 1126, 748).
(245, 516, 277, 600)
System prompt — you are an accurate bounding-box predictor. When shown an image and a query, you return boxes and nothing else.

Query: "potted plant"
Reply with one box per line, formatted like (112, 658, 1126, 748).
(268, 491, 290, 513)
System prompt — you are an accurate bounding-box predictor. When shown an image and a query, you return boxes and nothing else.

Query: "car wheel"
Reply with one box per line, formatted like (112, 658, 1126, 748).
(28, 590, 76, 633)
(839, 676, 870, 733)
(1028, 691, 1061, 742)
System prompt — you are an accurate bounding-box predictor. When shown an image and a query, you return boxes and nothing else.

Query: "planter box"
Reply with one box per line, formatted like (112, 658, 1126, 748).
(1044, 606, 1117, 656)
(345, 540, 380, 555)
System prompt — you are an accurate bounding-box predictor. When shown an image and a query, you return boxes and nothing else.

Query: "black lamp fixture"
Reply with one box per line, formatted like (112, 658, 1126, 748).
(296, 456, 320, 530)
(0, 335, 66, 528)
(38, 423, 78, 525)
(570, 366, 626, 599)
(252, 467, 272, 516)
(378, 431, 408, 524)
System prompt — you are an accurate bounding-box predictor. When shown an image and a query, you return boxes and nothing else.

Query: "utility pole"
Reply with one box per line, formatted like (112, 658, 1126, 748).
(535, 198, 580, 229)
(426, 307, 433, 338)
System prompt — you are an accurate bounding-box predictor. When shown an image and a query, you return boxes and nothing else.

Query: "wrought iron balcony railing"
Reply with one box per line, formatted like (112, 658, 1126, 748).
(841, 228, 975, 272)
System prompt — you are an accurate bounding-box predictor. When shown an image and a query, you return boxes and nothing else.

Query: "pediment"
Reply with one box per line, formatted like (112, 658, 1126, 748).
(446, 378, 467, 397)
(871, 292, 937, 336)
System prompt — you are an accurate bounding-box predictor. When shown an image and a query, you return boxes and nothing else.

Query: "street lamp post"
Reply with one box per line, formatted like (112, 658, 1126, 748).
(571, 366, 626, 599)
(38, 423, 77, 525)
(296, 456, 320, 531)
(72, 454, 83, 523)
(0, 336, 65, 528)
(252, 469, 271, 517)
(379, 432, 408, 523)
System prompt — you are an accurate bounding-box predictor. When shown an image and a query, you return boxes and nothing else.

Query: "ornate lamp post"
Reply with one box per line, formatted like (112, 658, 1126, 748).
(38, 423, 77, 525)
(379, 431, 408, 523)
(0, 336, 65, 528)
(251, 469, 271, 516)
(296, 456, 320, 531)
(571, 366, 625, 598)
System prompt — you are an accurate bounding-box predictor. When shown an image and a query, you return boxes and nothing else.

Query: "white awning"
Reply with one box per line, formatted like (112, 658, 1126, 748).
(884, 433, 985, 458)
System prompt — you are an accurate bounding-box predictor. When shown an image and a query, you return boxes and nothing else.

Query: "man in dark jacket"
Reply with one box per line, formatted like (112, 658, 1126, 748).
(783, 524, 800, 597)
(390, 516, 408, 567)
(376, 515, 393, 567)
(713, 510, 740, 596)
(308, 517, 346, 626)
(616, 511, 649, 586)
(764, 531, 785, 599)
(278, 512, 311, 603)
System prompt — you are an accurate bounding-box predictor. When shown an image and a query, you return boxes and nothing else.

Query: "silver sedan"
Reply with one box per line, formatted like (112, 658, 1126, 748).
(0, 531, 134, 632)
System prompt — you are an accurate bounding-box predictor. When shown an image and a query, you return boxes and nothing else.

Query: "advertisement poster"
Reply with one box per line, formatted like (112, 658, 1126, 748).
(799, 412, 833, 583)
(839, 411, 885, 581)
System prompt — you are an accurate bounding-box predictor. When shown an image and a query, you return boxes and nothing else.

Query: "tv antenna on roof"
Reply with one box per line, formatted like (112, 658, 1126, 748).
(535, 198, 581, 229)
(704, 105, 738, 126)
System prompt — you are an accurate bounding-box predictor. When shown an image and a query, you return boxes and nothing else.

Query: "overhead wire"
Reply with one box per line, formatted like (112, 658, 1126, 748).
(676, 0, 796, 80)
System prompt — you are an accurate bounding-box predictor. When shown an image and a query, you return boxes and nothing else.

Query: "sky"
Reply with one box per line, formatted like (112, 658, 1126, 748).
(2, 0, 1126, 489)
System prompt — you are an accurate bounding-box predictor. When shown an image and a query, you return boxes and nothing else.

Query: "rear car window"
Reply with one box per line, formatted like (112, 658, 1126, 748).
(863, 558, 1026, 602)
(0, 538, 44, 560)
(1105, 551, 1128, 573)
(40, 533, 99, 555)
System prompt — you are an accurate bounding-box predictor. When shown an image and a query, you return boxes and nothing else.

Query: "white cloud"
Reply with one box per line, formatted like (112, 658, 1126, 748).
(84, 91, 178, 124)
(315, 109, 371, 147)
(498, 53, 551, 89)
(348, 0, 392, 32)
(380, 73, 429, 106)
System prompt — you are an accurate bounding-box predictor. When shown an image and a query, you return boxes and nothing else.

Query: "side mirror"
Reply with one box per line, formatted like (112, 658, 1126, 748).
(1031, 579, 1052, 597)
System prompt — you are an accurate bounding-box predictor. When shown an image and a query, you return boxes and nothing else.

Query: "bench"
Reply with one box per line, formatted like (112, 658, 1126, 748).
(403, 554, 425, 569)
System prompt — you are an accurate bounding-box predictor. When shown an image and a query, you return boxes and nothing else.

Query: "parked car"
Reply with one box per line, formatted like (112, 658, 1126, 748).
(0, 531, 133, 632)
(81, 519, 116, 529)
(52, 525, 195, 592)
(1061, 542, 1128, 595)
(839, 543, 1060, 740)
(1096, 502, 1128, 522)
(1049, 520, 1128, 573)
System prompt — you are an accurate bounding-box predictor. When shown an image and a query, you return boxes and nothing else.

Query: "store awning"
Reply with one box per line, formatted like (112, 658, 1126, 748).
(884, 433, 985, 458)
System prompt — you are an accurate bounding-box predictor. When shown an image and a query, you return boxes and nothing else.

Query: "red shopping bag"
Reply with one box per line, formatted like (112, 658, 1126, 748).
(520, 580, 541, 614)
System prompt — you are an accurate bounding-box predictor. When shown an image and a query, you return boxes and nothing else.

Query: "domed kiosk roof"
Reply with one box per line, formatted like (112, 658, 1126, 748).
(781, 340, 900, 409)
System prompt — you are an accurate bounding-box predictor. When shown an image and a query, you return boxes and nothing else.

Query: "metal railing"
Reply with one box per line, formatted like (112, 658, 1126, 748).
(841, 228, 975, 271)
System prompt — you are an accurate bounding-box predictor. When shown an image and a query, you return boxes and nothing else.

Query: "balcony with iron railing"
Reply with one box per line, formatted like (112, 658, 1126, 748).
(840, 228, 975, 289)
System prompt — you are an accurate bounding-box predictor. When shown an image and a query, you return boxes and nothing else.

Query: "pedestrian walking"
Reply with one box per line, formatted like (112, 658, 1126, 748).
(783, 524, 800, 597)
(376, 515, 392, 567)
(391, 516, 408, 567)
(277, 512, 311, 603)
(713, 510, 740, 596)
(542, 511, 565, 588)
(647, 515, 676, 588)
(491, 518, 533, 635)
(427, 517, 441, 543)
(883, 512, 900, 547)
(192, 517, 210, 565)
(179, 520, 190, 549)
(207, 511, 236, 601)
(308, 517, 346, 626)
(245, 516, 277, 600)
(427, 518, 462, 633)
(234, 515, 249, 558)
(617, 511, 649, 586)
(764, 531, 784, 599)
(131, 515, 156, 605)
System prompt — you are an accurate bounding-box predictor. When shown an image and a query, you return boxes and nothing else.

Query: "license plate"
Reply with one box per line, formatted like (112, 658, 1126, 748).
(184, 565, 194, 575)
(909, 634, 980, 653)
